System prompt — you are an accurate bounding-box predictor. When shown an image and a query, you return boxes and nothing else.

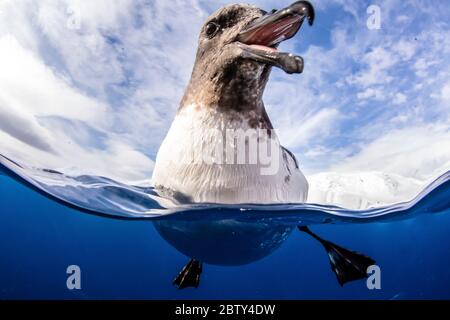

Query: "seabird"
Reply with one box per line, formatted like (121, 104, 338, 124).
(150, 1, 377, 289)
(152, 1, 315, 204)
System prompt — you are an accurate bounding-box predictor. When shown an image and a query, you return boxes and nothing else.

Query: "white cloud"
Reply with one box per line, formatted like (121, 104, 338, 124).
(0, 0, 205, 182)
(308, 122, 450, 206)
(0, 34, 154, 182)
(442, 82, 450, 102)
(332, 124, 450, 182)
(393, 40, 417, 61)
(347, 47, 397, 87)
(413, 57, 438, 78)
(0, 36, 109, 125)
(277, 108, 340, 150)
(0, 94, 56, 153)
(357, 87, 385, 101)
(393, 92, 407, 105)
(396, 15, 410, 23)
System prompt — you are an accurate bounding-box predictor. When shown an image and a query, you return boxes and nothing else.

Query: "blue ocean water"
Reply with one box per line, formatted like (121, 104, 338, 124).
(1, 154, 450, 299)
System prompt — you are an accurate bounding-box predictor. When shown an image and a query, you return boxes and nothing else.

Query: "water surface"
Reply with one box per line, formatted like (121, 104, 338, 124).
(1, 154, 450, 299)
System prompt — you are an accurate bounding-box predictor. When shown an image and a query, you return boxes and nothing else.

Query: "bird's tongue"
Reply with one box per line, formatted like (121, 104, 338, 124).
(249, 44, 278, 53)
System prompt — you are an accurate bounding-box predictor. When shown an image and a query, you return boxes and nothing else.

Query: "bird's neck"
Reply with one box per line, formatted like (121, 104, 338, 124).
(180, 61, 269, 114)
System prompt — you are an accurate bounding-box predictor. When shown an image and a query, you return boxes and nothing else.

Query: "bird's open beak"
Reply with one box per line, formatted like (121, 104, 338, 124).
(236, 1, 315, 74)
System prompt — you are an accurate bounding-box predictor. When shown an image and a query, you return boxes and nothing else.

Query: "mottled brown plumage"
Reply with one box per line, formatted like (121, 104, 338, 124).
(180, 5, 272, 129)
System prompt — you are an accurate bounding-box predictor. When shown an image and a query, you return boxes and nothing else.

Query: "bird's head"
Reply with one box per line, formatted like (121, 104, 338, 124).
(181, 1, 315, 111)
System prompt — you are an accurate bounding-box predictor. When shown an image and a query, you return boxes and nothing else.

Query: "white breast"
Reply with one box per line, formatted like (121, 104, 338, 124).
(152, 104, 308, 204)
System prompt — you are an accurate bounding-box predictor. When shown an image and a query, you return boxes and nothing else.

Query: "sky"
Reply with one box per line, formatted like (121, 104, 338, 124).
(0, 0, 449, 185)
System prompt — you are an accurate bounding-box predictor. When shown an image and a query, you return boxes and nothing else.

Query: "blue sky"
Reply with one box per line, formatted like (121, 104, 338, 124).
(0, 0, 449, 184)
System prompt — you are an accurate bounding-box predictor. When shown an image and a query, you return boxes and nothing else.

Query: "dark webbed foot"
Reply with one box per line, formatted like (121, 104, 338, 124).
(299, 226, 376, 286)
(173, 259, 203, 289)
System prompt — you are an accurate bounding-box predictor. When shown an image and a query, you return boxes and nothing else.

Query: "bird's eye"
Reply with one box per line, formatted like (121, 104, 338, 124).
(205, 22, 220, 38)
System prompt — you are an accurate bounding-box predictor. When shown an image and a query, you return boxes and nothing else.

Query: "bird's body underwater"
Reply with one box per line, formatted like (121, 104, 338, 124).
(152, 1, 315, 204)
